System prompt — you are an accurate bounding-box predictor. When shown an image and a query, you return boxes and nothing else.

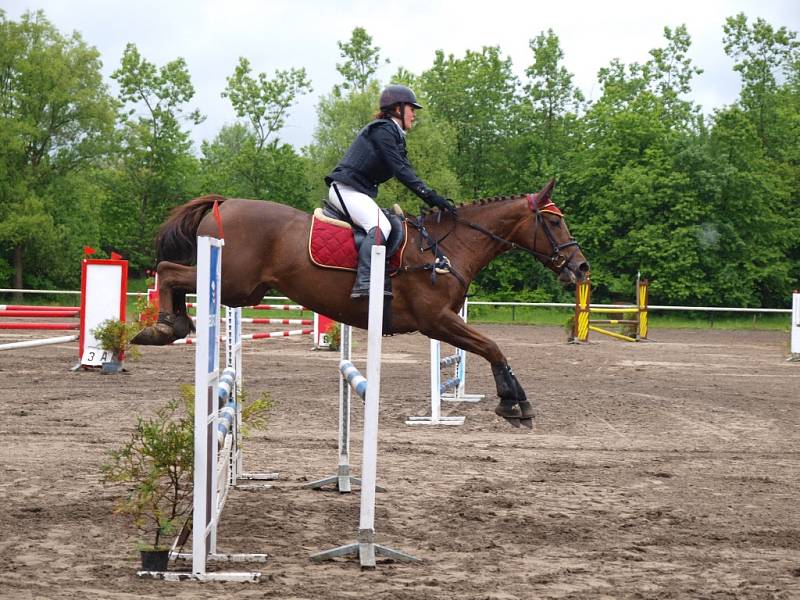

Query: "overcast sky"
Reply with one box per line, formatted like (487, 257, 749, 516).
(6, 0, 799, 151)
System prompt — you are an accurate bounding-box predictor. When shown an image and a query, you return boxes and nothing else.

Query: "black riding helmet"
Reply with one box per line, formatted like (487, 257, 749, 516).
(379, 84, 422, 130)
(379, 84, 423, 110)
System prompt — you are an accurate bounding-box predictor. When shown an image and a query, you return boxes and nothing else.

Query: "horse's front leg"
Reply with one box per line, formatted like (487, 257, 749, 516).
(423, 312, 533, 428)
(132, 261, 197, 345)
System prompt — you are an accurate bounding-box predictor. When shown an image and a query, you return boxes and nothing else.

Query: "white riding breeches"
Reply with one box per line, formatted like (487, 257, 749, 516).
(328, 183, 391, 241)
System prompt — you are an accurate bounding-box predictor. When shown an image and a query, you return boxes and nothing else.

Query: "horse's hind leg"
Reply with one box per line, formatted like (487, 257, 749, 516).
(132, 261, 197, 345)
(423, 312, 533, 429)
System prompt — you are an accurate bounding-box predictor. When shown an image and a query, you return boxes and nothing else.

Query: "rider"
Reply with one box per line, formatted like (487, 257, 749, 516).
(325, 84, 456, 299)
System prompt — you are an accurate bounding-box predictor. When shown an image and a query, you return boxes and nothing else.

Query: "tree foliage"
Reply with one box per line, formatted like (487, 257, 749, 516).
(0, 9, 116, 290)
(102, 43, 204, 273)
(208, 58, 313, 209)
(335, 27, 388, 93)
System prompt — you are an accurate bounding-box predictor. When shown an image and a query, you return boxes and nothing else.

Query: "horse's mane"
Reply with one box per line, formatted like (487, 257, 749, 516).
(419, 194, 525, 218)
(459, 194, 524, 208)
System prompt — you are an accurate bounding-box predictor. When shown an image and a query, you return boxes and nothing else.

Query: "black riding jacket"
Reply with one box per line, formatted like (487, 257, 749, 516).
(325, 119, 434, 201)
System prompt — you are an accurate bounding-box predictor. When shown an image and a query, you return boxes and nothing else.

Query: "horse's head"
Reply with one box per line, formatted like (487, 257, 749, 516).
(518, 179, 589, 284)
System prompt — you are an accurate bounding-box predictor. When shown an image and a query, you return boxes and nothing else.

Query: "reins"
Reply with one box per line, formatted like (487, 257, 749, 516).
(401, 214, 467, 287)
(405, 194, 581, 281)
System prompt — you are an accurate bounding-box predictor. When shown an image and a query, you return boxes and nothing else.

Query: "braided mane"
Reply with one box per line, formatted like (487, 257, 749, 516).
(459, 194, 525, 208)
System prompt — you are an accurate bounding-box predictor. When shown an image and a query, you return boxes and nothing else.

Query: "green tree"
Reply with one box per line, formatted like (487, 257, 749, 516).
(704, 106, 794, 306)
(200, 126, 311, 209)
(0, 9, 116, 292)
(723, 13, 799, 151)
(208, 57, 312, 208)
(335, 27, 388, 93)
(722, 15, 799, 304)
(306, 26, 388, 200)
(419, 47, 520, 197)
(521, 29, 585, 183)
(222, 57, 312, 150)
(566, 26, 711, 303)
(104, 43, 203, 272)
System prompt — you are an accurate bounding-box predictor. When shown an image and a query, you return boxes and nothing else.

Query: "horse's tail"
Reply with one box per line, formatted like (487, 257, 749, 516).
(156, 195, 227, 265)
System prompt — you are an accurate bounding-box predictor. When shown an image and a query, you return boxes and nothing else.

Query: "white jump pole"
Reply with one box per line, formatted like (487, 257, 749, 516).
(789, 291, 799, 362)
(405, 340, 466, 426)
(406, 300, 483, 426)
(306, 323, 380, 493)
(226, 306, 279, 487)
(0, 334, 78, 351)
(310, 245, 418, 568)
(441, 299, 484, 403)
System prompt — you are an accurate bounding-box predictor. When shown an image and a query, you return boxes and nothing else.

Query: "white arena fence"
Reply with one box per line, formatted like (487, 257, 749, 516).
(3, 288, 796, 357)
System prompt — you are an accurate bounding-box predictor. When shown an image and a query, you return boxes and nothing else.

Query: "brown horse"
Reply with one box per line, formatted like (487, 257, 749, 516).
(133, 179, 589, 427)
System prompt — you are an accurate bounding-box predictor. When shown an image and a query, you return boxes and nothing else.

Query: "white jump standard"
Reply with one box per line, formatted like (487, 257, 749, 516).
(407, 301, 484, 426)
(138, 236, 266, 582)
(305, 323, 378, 493)
(222, 306, 279, 488)
(789, 290, 799, 362)
(310, 245, 419, 568)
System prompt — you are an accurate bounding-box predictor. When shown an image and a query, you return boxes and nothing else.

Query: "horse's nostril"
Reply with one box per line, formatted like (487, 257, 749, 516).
(578, 262, 590, 273)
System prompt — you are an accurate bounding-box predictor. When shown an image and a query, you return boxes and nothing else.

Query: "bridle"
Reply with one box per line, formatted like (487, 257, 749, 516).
(450, 193, 582, 274)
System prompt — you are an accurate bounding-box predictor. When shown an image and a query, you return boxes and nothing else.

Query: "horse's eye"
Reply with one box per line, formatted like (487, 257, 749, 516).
(547, 217, 562, 227)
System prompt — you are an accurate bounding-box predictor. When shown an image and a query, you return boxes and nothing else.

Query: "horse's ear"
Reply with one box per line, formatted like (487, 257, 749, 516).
(539, 178, 556, 201)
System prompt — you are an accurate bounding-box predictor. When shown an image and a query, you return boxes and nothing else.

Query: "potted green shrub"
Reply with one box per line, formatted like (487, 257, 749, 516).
(102, 396, 194, 572)
(91, 318, 142, 373)
(326, 322, 342, 351)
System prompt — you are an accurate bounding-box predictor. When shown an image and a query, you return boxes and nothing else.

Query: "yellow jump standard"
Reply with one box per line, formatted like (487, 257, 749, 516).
(572, 279, 649, 343)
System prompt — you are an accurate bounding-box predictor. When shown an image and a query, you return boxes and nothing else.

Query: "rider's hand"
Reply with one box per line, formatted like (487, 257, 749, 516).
(428, 193, 457, 215)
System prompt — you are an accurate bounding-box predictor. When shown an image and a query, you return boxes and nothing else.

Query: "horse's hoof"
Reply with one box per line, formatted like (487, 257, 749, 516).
(495, 402, 523, 427)
(518, 400, 535, 419)
(173, 315, 195, 338)
(494, 401, 521, 418)
(131, 324, 177, 346)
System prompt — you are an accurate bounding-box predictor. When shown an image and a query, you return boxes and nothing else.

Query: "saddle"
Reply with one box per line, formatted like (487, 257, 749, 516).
(308, 206, 407, 273)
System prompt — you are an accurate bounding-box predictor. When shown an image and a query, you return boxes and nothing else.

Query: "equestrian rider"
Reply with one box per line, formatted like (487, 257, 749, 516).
(325, 84, 456, 299)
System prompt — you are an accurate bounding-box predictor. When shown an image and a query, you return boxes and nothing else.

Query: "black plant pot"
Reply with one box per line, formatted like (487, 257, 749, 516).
(140, 548, 170, 572)
(101, 360, 124, 374)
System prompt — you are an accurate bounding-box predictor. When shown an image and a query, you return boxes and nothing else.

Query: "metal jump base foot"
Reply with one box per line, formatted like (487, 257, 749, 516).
(310, 529, 419, 569)
(305, 465, 386, 493)
(138, 551, 268, 582)
(405, 415, 465, 426)
(235, 472, 279, 490)
(441, 392, 485, 403)
(137, 570, 262, 582)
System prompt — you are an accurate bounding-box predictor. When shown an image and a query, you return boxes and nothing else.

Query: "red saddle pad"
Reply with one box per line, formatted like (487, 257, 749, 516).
(308, 212, 405, 272)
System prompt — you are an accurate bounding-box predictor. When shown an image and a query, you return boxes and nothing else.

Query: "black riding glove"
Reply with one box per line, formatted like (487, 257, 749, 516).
(427, 193, 457, 215)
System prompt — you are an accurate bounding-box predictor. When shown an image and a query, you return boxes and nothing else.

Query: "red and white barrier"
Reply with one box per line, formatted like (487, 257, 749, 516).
(173, 300, 333, 349)
(78, 259, 128, 366)
(173, 328, 314, 345)
(0, 259, 126, 361)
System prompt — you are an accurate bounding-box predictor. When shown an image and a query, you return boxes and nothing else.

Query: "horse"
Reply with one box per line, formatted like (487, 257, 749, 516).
(133, 179, 589, 427)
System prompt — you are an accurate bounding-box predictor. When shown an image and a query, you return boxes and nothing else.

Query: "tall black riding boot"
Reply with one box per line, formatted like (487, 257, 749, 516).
(351, 227, 380, 299)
